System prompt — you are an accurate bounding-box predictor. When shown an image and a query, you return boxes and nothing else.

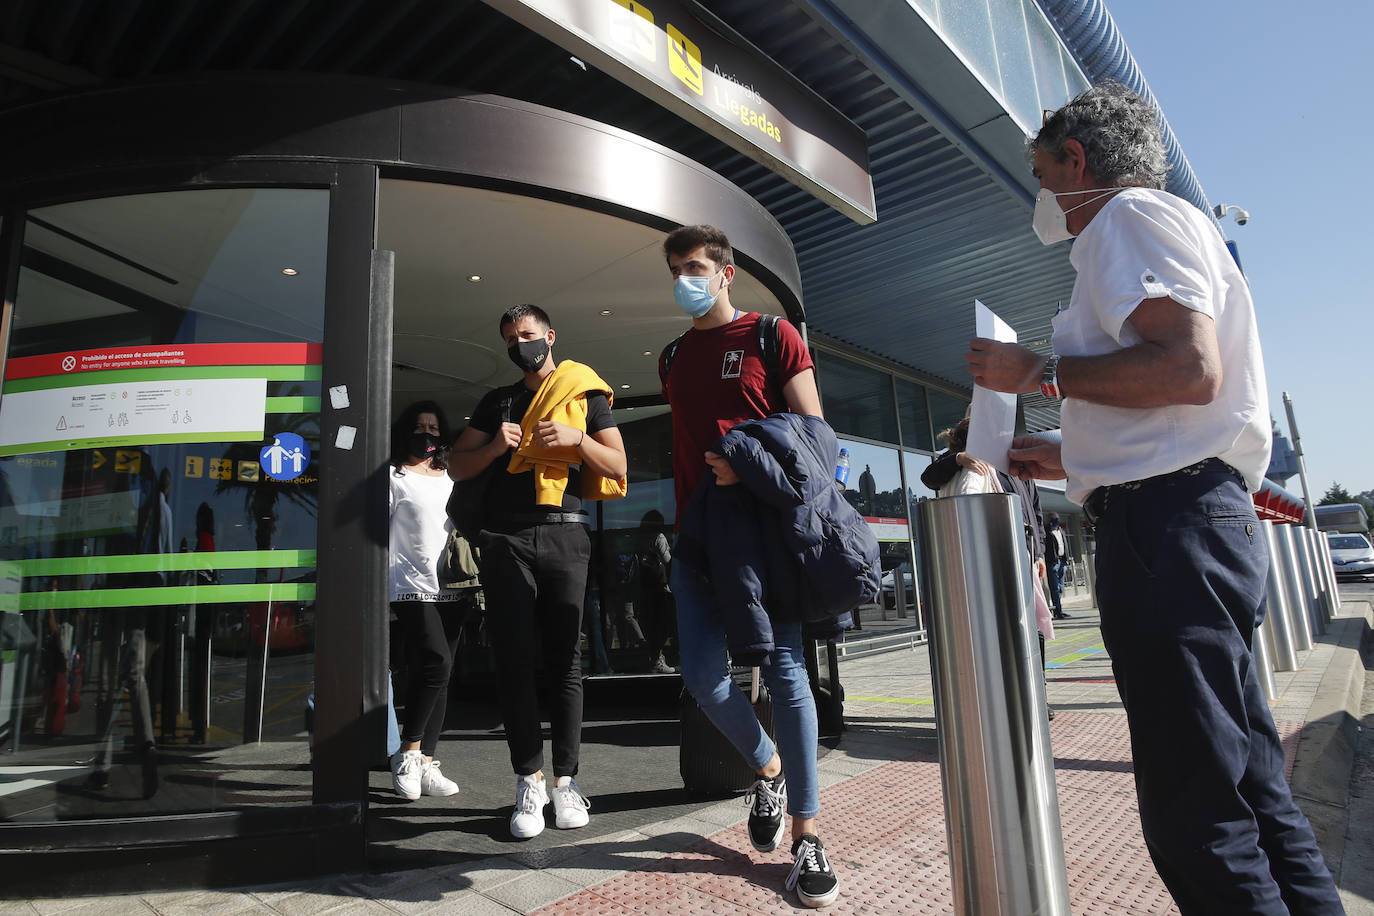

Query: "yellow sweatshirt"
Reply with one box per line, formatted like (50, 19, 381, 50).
(507, 360, 628, 506)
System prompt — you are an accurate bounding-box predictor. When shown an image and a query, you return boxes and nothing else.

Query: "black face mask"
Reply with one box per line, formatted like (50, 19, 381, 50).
(507, 337, 550, 373)
(407, 432, 441, 461)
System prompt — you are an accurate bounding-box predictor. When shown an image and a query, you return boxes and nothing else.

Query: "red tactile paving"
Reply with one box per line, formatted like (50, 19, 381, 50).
(534, 713, 1305, 916)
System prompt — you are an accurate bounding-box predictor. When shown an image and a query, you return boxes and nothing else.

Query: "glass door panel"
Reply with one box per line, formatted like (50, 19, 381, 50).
(0, 188, 327, 821)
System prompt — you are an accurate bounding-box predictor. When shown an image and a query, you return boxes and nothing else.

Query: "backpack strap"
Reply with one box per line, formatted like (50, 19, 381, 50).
(756, 313, 782, 380)
(660, 313, 785, 384)
(659, 331, 688, 388)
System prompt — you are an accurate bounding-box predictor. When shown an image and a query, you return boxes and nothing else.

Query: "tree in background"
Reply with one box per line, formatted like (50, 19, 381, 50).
(1319, 482, 1374, 522)
(1319, 482, 1355, 505)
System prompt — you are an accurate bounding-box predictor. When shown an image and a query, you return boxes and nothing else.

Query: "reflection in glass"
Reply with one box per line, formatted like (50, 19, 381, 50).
(594, 409, 677, 674)
(834, 438, 918, 627)
(814, 351, 898, 445)
(896, 379, 933, 451)
(0, 189, 326, 822)
(928, 389, 971, 448)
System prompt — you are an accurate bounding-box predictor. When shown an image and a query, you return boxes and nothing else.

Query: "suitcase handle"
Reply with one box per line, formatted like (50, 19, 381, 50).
(749, 667, 760, 704)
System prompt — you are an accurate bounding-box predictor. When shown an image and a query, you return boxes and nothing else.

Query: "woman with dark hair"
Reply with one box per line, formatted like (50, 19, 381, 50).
(387, 400, 461, 800)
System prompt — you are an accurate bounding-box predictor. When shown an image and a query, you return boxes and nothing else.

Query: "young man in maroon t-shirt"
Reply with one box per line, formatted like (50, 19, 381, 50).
(659, 224, 839, 908)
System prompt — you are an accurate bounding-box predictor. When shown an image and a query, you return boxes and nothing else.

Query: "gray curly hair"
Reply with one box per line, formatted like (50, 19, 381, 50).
(1030, 81, 1169, 189)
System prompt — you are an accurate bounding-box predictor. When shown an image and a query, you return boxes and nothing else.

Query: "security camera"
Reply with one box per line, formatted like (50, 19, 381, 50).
(1213, 203, 1250, 226)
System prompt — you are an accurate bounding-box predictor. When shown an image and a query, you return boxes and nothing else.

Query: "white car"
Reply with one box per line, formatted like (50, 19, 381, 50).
(1327, 532, 1374, 582)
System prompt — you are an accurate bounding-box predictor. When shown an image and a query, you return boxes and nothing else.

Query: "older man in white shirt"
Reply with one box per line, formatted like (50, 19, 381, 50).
(966, 82, 1342, 915)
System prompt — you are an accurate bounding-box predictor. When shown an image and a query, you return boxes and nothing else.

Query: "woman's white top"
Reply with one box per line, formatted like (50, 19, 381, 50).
(938, 467, 998, 498)
(389, 465, 457, 603)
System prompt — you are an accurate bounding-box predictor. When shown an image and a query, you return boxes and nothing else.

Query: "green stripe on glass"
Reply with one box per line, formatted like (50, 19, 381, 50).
(0, 550, 317, 578)
(4, 364, 322, 392)
(0, 582, 316, 612)
(0, 431, 263, 456)
(265, 396, 320, 413)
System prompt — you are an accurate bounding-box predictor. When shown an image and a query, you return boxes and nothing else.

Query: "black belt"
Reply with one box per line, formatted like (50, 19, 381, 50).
(498, 511, 589, 528)
(1083, 458, 1244, 525)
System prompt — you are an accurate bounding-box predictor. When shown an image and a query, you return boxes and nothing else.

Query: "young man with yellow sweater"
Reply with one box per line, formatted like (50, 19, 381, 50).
(450, 304, 627, 839)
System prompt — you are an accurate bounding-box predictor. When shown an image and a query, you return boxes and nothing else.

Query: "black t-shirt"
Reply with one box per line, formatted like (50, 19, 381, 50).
(468, 381, 616, 518)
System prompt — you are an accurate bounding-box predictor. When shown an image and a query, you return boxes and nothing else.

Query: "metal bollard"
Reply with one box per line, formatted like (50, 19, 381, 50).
(1312, 530, 1337, 622)
(1084, 544, 1097, 608)
(1292, 530, 1325, 637)
(1251, 618, 1276, 702)
(1316, 535, 1342, 619)
(1259, 522, 1299, 672)
(917, 492, 1070, 916)
(1303, 529, 1333, 625)
(1275, 525, 1314, 653)
(1322, 536, 1344, 612)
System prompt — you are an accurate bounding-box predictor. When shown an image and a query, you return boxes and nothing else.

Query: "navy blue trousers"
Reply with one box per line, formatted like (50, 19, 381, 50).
(1095, 466, 1343, 915)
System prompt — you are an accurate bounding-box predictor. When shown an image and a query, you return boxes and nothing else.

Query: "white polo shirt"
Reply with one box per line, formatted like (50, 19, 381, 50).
(1053, 187, 1271, 505)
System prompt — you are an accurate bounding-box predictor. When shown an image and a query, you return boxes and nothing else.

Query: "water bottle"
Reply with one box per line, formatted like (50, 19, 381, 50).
(835, 447, 851, 488)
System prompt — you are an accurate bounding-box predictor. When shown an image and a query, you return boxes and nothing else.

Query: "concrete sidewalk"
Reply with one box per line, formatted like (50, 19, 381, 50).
(4, 590, 1370, 915)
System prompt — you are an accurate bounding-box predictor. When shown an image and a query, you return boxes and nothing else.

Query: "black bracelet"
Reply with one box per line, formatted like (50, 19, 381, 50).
(577, 429, 585, 447)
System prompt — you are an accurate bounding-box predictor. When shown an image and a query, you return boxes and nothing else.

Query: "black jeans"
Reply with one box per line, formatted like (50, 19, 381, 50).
(480, 522, 590, 777)
(1095, 466, 1342, 915)
(391, 600, 461, 757)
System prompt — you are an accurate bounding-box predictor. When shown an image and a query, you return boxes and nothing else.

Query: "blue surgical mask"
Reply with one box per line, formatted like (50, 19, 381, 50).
(673, 269, 725, 318)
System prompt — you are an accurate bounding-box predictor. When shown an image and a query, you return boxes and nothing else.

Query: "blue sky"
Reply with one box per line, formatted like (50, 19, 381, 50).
(1106, 0, 1374, 499)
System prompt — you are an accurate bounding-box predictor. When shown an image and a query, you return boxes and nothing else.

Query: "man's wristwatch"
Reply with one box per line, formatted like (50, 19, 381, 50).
(1039, 355, 1061, 400)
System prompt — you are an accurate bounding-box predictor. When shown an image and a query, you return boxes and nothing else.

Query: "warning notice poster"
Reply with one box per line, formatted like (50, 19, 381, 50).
(0, 342, 318, 456)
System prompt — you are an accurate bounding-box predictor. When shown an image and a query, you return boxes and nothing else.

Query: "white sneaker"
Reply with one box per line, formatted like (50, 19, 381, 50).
(510, 774, 549, 839)
(551, 776, 591, 829)
(419, 758, 459, 797)
(391, 750, 424, 800)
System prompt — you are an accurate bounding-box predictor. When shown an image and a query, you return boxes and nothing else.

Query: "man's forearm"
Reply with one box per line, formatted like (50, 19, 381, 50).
(1059, 339, 1220, 408)
(448, 440, 501, 481)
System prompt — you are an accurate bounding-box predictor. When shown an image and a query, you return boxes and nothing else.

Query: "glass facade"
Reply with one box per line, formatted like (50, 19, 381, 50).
(909, 0, 1091, 131)
(0, 189, 326, 820)
(815, 344, 973, 630)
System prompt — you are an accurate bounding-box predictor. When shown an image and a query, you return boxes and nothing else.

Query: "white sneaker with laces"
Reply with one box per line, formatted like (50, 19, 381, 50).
(391, 749, 424, 800)
(510, 774, 549, 839)
(419, 758, 459, 797)
(551, 776, 591, 829)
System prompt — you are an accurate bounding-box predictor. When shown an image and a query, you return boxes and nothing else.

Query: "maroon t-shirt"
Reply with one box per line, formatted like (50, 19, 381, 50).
(659, 312, 814, 525)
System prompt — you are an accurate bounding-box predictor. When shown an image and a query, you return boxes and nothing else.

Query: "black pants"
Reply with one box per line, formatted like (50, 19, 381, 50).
(391, 600, 461, 757)
(480, 522, 590, 777)
(1096, 466, 1342, 915)
(640, 587, 677, 663)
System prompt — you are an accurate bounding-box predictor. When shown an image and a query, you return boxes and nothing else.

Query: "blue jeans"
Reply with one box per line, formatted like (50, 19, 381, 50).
(672, 561, 820, 819)
(1095, 466, 1342, 915)
(1046, 558, 1066, 613)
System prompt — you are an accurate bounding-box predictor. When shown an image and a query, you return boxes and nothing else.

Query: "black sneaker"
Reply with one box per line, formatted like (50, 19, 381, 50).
(787, 833, 839, 908)
(746, 774, 787, 852)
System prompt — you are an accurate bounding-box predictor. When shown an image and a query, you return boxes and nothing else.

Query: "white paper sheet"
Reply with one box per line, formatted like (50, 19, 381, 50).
(966, 300, 1018, 474)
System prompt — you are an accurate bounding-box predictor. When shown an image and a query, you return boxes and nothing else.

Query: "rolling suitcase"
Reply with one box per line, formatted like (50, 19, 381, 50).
(679, 667, 775, 796)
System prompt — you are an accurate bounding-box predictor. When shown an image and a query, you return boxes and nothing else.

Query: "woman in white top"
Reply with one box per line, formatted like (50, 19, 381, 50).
(388, 401, 462, 800)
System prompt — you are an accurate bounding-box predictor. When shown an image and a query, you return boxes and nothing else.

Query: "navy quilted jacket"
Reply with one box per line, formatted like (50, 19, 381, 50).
(675, 413, 880, 664)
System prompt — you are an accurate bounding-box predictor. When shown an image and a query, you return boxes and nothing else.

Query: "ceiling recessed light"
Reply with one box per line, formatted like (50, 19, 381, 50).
(642, 350, 652, 357)
(467, 275, 481, 282)
(620, 384, 630, 389)
(600, 309, 613, 316)
(281, 268, 297, 276)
